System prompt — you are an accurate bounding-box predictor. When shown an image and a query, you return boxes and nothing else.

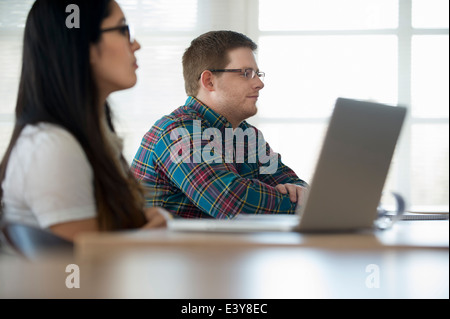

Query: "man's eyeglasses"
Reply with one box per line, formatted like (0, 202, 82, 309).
(208, 68, 265, 82)
(100, 24, 135, 44)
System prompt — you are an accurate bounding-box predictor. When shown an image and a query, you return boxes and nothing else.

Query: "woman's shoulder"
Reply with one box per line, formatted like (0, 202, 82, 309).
(21, 122, 77, 141)
(12, 123, 88, 169)
(19, 123, 83, 153)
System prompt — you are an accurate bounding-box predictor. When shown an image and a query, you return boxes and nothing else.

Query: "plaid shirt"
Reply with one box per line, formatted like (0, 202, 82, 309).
(131, 96, 307, 219)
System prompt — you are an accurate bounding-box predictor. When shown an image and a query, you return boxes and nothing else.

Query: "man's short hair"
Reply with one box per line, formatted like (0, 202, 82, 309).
(182, 30, 258, 96)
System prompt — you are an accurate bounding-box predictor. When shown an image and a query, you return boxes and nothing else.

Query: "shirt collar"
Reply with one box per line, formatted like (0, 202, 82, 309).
(184, 96, 249, 130)
(184, 96, 231, 130)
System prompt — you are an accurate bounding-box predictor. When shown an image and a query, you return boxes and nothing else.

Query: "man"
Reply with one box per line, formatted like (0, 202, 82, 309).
(131, 30, 308, 219)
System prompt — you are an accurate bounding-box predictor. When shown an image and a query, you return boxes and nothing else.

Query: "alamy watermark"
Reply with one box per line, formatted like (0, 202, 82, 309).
(169, 120, 279, 174)
(65, 4, 80, 29)
(65, 264, 80, 289)
(365, 264, 380, 289)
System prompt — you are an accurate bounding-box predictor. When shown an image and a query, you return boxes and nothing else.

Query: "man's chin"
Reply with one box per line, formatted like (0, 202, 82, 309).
(243, 107, 258, 121)
(251, 105, 258, 117)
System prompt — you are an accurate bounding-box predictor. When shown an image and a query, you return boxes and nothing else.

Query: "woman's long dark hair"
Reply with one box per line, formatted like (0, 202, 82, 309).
(0, 0, 147, 230)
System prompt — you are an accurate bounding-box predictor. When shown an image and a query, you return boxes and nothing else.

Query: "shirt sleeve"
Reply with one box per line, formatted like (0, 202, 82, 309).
(23, 128, 97, 228)
(149, 119, 298, 219)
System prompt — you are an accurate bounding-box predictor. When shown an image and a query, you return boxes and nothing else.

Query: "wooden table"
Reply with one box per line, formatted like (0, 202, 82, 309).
(1, 220, 448, 299)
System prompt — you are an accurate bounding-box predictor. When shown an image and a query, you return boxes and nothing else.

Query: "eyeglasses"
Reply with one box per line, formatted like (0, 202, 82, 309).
(100, 24, 135, 44)
(208, 68, 265, 82)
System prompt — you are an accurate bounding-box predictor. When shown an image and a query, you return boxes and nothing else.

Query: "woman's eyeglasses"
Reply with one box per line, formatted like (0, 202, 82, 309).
(100, 24, 135, 44)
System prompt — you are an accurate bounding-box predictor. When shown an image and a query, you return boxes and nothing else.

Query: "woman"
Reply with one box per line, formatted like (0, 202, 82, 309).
(0, 0, 167, 241)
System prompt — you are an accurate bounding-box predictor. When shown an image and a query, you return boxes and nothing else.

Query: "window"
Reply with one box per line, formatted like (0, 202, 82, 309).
(259, 0, 399, 30)
(0, 0, 448, 212)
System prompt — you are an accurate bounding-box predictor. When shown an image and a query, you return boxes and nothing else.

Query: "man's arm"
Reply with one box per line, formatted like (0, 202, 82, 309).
(258, 152, 308, 186)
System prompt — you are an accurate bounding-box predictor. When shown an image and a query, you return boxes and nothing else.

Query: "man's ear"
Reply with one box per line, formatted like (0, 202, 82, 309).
(199, 70, 215, 92)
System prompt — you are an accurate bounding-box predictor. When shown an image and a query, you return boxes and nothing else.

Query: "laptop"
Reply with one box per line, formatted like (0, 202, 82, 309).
(168, 97, 407, 233)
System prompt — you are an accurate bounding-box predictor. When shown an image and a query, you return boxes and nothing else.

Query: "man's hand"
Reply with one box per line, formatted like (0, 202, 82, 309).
(275, 183, 308, 205)
(142, 206, 171, 229)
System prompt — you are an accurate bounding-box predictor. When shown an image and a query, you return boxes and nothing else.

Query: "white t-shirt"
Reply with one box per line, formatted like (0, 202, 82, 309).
(2, 123, 97, 229)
